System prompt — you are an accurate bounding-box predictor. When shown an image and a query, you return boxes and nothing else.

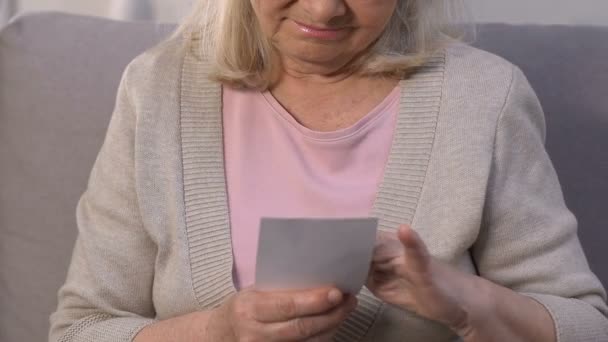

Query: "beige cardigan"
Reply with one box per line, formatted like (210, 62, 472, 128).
(50, 36, 608, 341)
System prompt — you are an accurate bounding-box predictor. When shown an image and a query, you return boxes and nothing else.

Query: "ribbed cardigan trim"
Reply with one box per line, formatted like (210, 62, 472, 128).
(180, 50, 237, 309)
(179, 46, 445, 340)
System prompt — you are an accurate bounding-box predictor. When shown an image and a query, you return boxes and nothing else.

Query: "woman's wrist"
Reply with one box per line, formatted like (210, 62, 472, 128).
(205, 305, 236, 341)
(437, 266, 495, 337)
(447, 275, 496, 339)
(451, 276, 556, 342)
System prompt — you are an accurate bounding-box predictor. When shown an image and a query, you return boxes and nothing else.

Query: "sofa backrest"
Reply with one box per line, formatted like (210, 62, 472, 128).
(1, 12, 606, 342)
(0, 12, 174, 342)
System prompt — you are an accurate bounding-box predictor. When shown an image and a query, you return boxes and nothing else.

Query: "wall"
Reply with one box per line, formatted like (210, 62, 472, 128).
(15, 0, 107, 18)
(4, 0, 608, 26)
(468, 0, 608, 26)
(8, 0, 192, 23)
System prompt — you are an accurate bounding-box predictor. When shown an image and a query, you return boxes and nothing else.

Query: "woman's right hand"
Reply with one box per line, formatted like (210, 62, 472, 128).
(208, 286, 358, 342)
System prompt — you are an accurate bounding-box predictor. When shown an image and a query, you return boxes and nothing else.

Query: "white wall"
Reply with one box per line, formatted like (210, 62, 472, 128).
(15, 0, 106, 17)
(8, 0, 192, 23)
(469, 0, 608, 26)
(4, 0, 608, 26)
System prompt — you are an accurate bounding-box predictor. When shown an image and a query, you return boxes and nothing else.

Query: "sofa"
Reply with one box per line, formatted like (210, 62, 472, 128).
(1, 12, 606, 342)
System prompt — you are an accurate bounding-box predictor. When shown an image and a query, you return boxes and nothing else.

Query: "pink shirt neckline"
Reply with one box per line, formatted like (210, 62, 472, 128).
(261, 86, 401, 142)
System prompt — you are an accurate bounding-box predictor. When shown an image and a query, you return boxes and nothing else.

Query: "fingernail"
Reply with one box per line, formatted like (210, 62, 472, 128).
(328, 289, 343, 305)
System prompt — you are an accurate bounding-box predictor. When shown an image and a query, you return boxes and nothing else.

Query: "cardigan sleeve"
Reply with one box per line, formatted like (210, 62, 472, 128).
(472, 66, 608, 341)
(49, 63, 157, 342)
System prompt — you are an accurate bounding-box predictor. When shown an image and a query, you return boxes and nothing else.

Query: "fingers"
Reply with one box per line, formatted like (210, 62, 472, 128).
(251, 287, 345, 322)
(267, 295, 357, 341)
(228, 289, 354, 342)
(371, 261, 399, 272)
(372, 229, 405, 263)
(398, 225, 431, 275)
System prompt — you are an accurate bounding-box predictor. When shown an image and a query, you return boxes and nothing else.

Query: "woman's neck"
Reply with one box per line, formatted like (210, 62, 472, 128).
(269, 70, 399, 132)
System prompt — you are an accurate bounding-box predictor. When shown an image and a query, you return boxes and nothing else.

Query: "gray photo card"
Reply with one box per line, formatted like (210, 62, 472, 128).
(255, 217, 379, 294)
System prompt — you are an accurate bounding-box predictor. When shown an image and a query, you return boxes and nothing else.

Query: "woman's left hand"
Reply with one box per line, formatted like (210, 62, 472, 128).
(366, 224, 483, 336)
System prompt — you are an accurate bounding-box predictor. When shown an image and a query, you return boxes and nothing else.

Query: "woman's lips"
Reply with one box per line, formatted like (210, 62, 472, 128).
(293, 20, 350, 40)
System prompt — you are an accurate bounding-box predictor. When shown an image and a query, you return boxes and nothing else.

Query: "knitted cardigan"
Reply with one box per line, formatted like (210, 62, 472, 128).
(50, 37, 608, 342)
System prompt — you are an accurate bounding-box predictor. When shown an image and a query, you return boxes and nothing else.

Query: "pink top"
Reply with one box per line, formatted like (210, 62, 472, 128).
(222, 86, 400, 289)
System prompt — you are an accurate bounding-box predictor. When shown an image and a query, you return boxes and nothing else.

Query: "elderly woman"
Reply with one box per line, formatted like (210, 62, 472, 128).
(50, 0, 608, 341)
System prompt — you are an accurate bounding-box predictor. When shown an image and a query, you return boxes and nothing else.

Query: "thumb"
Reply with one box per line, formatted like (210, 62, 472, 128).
(398, 225, 430, 274)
